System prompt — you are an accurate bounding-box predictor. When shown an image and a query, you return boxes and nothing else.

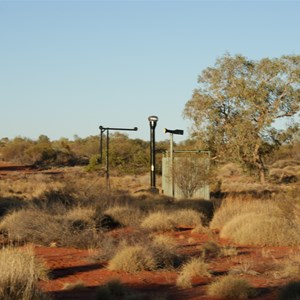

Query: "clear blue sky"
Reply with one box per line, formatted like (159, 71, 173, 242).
(1, 0, 299, 142)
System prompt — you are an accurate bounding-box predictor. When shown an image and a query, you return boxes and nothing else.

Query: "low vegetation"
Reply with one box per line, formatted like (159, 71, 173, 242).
(1, 134, 300, 300)
(210, 193, 300, 246)
(176, 257, 211, 288)
(0, 247, 49, 300)
(108, 245, 157, 273)
(105, 233, 179, 273)
(207, 275, 254, 299)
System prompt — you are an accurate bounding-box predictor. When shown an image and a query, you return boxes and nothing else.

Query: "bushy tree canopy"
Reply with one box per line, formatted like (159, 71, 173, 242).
(184, 54, 300, 182)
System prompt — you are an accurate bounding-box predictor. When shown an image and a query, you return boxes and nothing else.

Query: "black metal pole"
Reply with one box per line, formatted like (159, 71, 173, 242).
(150, 126, 156, 189)
(98, 126, 138, 191)
(148, 116, 158, 193)
(106, 130, 109, 185)
(99, 126, 105, 164)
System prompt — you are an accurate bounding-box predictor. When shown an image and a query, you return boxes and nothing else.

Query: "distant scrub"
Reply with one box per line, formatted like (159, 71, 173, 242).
(0, 134, 163, 175)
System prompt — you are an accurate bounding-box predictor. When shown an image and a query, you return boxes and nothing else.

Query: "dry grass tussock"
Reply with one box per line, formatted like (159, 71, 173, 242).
(141, 209, 205, 231)
(176, 257, 211, 288)
(0, 247, 49, 300)
(210, 196, 272, 230)
(104, 205, 144, 227)
(140, 211, 176, 232)
(0, 207, 103, 248)
(106, 234, 179, 273)
(0, 173, 64, 200)
(107, 245, 157, 273)
(207, 274, 254, 299)
(211, 194, 300, 246)
(220, 212, 300, 246)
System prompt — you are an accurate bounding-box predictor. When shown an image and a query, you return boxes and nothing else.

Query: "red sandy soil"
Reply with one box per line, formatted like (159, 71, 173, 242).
(0, 162, 291, 299)
(32, 228, 290, 300)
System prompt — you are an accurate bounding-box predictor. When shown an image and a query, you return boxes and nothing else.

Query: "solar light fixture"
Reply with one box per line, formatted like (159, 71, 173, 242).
(148, 116, 159, 193)
(148, 115, 158, 129)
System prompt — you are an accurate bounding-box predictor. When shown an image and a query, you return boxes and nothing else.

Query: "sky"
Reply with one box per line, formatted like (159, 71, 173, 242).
(1, 0, 300, 142)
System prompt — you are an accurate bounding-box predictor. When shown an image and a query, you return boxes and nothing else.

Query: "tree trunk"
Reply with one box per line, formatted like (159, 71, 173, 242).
(258, 163, 265, 184)
(253, 143, 266, 184)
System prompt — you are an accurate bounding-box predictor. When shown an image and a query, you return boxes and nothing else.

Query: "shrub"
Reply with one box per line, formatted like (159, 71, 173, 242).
(169, 209, 203, 227)
(210, 195, 300, 247)
(201, 241, 223, 258)
(104, 205, 143, 227)
(191, 224, 210, 234)
(176, 257, 211, 288)
(65, 206, 96, 231)
(220, 245, 239, 257)
(0, 209, 64, 245)
(207, 275, 254, 299)
(106, 234, 180, 273)
(90, 236, 120, 263)
(141, 209, 206, 232)
(220, 212, 300, 246)
(140, 211, 176, 232)
(210, 197, 271, 231)
(0, 207, 102, 249)
(107, 245, 156, 273)
(277, 281, 300, 300)
(0, 247, 49, 300)
(150, 235, 180, 269)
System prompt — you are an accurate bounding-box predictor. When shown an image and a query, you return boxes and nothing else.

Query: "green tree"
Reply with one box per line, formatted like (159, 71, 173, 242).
(184, 54, 300, 183)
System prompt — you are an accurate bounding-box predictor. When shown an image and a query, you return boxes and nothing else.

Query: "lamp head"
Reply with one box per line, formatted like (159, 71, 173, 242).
(148, 115, 159, 129)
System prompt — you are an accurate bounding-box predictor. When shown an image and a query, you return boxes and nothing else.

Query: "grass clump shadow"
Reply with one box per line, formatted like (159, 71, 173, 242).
(277, 281, 300, 300)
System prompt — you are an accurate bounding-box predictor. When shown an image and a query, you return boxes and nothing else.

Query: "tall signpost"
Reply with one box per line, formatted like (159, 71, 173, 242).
(164, 128, 184, 197)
